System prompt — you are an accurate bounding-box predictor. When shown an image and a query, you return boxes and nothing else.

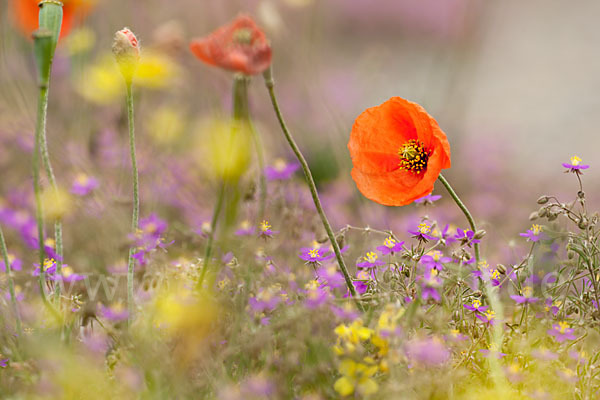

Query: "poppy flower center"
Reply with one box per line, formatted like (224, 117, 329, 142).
(233, 28, 253, 44)
(398, 139, 430, 173)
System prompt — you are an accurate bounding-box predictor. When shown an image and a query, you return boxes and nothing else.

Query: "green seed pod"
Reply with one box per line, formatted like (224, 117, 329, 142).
(32, 29, 54, 87)
(537, 195, 549, 204)
(38, 1, 63, 51)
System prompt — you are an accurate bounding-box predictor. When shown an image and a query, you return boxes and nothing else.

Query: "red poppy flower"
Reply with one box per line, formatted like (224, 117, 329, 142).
(11, 0, 95, 39)
(348, 97, 451, 206)
(189, 15, 272, 75)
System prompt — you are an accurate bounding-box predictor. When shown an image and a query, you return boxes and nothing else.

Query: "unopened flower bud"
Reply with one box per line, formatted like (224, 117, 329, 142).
(474, 230, 486, 240)
(112, 27, 140, 84)
(567, 250, 575, 260)
(529, 211, 539, 221)
(538, 207, 547, 218)
(578, 191, 585, 199)
(496, 264, 507, 274)
(578, 218, 588, 230)
(537, 195, 550, 204)
(548, 212, 558, 221)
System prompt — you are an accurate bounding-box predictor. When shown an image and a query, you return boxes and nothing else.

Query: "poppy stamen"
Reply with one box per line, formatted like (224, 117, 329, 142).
(398, 139, 430, 173)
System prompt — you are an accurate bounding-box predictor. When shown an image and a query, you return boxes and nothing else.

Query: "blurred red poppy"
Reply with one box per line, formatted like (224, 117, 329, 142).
(348, 97, 451, 206)
(11, 0, 95, 39)
(190, 15, 272, 75)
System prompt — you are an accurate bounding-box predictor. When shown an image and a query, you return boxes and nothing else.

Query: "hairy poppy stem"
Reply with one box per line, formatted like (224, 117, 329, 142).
(39, 96, 64, 304)
(437, 174, 480, 265)
(33, 85, 49, 306)
(126, 83, 139, 322)
(263, 67, 363, 311)
(0, 225, 21, 335)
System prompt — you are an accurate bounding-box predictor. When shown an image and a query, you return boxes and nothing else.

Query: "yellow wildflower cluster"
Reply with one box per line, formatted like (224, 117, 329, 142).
(332, 305, 404, 397)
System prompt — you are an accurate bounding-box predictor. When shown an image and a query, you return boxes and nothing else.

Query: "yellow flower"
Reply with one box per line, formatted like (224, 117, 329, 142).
(334, 359, 378, 397)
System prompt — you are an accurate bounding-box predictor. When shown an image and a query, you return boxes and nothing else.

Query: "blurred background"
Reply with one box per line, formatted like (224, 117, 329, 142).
(0, 0, 598, 259)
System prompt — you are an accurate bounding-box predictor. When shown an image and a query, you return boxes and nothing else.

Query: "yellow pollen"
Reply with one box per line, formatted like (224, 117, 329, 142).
(472, 299, 481, 309)
(398, 139, 430, 173)
(490, 269, 500, 280)
(240, 220, 250, 229)
(75, 173, 89, 185)
(260, 220, 271, 232)
(418, 223, 431, 234)
(364, 252, 378, 263)
(531, 224, 543, 235)
(43, 258, 55, 270)
(430, 250, 442, 261)
(478, 260, 489, 270)
(273, 158, 287, 172)
(570, 156, 581, 166)
(62, 266, 73, 277)
(383, 236, 396, 248)
(558, 321, 570, 333)
(484, 310, 495, 321)
(522, 286, 533, 298)
(309, 248, 320, 258)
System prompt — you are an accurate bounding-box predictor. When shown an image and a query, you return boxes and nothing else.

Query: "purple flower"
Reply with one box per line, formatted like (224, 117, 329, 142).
(562, 155, 589, 173)
(420, 250, 451, 271)
(99, 302, 129, 322)
(258, 220, 277, 239)
(531, 348, 559, 361)
(234, 220, 255, 236)
(420, 270, 442, 302)
(248, 286, 282, 314)
(406, 337, 449, 366)
(0, 358, 8, 368)
(510, 286, 540, 305)
(435, 224, 457, 245)
(352, 269, 372, 295)
(454, 228, 480, 247)
(0, 253, 22, 272)
(130, 214, 172, 266)
(330, 303, 360, 321)
(414, 193, 441, 205)
(304, 281, 331, 309)
(264, 159, 300, 181)
(316, 265, 346, 288)
(33, 258, 57, 277)
(463, 299, 488, 313)
(300, 247, 335, 263)
(51, 266, 85, 282)
(479, 344, 506, 358)
(547, 322, 576, 342)
(409, 222, 437, 242)
(544, 297, 561, 316)
(356, 251, 385, 269)
(71, 173, 99, 196)
(376, 236, 404, 255)
(519, 224, 546, 242)
(476, 310, 497, 326)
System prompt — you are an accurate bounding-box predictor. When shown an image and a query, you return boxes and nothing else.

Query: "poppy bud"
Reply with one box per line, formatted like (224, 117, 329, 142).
(112, 27, 140, 84)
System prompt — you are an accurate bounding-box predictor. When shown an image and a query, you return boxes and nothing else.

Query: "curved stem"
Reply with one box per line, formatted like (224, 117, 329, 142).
(263, 67, 362, 310)
(126, 83, 139, 321)
(0, 226, 21, 335)
(437, 173, 480, 265)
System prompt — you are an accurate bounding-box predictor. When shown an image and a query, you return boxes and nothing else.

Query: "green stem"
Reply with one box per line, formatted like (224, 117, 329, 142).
(126, 84, 139, 321)
(437, 173, 480, 265)
(263, 67, 362, 310)
(0, 226, 21, 335)
(197, 182, 226, 290)
(33, 85, 49, 305)
(39, 87, 63, 304)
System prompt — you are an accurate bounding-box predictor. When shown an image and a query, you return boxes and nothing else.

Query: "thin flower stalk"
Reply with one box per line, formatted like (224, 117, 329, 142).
(0, 225, 21, 335)
(263, 66, 362, 308)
